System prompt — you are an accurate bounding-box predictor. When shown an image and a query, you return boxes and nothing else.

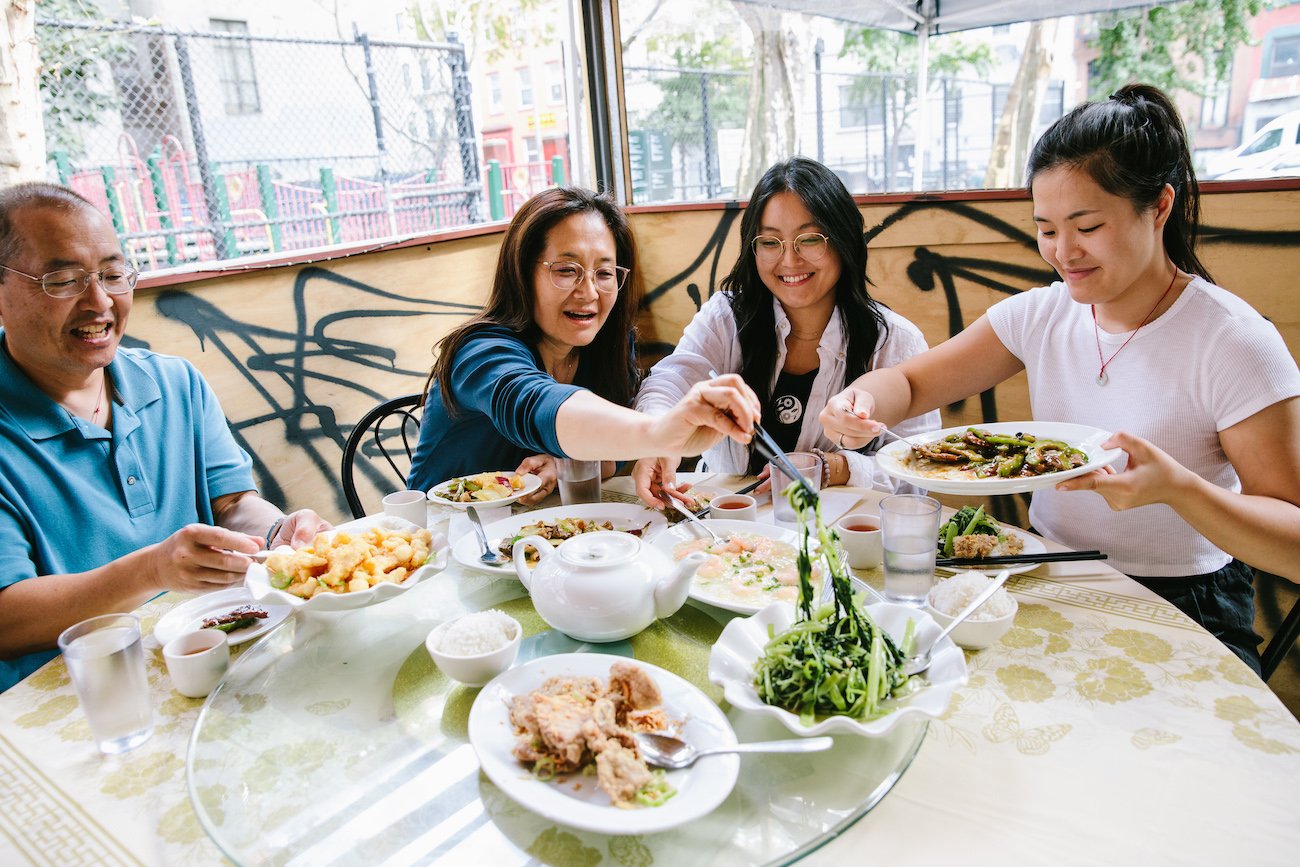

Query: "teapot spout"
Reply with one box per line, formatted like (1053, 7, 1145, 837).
(654, 551, 707, 619)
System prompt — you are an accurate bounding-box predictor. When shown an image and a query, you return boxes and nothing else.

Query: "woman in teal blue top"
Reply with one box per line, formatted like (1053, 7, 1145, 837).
(408, 187, 761, 502)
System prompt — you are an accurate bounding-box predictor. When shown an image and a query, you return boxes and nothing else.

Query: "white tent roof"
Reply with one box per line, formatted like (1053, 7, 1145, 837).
(740, 0, 1167, 35)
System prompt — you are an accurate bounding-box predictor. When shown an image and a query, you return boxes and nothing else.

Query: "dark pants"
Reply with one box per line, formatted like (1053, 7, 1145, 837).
(1129, 559, 1262, 675)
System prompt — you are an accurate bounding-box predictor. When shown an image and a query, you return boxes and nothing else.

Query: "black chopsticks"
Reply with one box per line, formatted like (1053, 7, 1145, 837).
(936, 550, 1107, 568)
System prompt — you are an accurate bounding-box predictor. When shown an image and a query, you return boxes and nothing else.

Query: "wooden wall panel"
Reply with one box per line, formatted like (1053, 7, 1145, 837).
(126, 189, 1300, 523)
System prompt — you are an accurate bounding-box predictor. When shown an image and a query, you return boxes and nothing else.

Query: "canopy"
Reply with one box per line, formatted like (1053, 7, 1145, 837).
(738, 0, 1167, 35)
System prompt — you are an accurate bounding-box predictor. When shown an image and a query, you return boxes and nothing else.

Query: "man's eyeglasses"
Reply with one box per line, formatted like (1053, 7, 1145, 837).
(752, 233, 831, 263)
(541, 261, 630, 294)
(0, 264, 140, 298)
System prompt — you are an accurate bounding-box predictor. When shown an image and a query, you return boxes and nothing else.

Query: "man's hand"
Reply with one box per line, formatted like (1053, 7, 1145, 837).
(144, 524, 265, 593)
(269, 509, 331, 548)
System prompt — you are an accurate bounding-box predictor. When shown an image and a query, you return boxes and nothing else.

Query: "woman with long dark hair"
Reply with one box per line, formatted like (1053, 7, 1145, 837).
(821, 84, 1300, 672)
(408, 186, 760, 502)
(632, 157, 939, 502)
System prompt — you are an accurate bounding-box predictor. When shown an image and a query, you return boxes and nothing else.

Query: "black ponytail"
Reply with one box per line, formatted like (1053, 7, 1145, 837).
(1027, 83, 1212, 283)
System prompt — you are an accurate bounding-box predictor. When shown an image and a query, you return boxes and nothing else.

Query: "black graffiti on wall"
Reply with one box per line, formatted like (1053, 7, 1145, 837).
(155, 266, 478, 514)
(154, 207, 1296, 520)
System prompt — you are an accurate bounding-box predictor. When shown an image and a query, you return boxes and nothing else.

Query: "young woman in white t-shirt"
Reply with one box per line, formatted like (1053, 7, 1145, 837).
(819, 84, 1300, 672)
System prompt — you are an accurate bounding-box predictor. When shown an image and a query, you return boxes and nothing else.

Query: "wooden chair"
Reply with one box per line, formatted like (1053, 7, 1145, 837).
(340, 394, 423, 519)
(1261, 594, 1300, 682)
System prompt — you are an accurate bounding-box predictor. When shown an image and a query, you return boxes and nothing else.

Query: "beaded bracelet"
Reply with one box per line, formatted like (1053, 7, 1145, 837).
(810, 448, 832, 489)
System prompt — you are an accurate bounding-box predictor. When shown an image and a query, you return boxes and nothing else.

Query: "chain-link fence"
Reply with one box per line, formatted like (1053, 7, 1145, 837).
(624, 62, 1066, 201)
(38, 18, 489, 270)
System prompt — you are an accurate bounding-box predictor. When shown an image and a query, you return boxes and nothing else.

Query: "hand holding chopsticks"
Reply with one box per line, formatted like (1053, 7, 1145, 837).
(707, 369, 819, 504)
(935, 550, 1108, 568)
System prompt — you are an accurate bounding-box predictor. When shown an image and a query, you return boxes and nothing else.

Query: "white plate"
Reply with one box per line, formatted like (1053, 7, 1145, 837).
(452, 503, 667, 576)
(468, 653, 739, 834)
(245, 514, 448, 612)
(427, 471, 542, 510)
(876, 421, 1124, 495)
(650, 519, 813, 615)
(937, 533, 1048, 577)
(708, 601, 967, 737)
(152, 587, 291, 648)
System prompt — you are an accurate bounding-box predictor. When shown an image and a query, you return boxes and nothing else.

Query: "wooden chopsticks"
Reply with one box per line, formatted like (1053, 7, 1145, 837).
(935, 550, 1107, 568)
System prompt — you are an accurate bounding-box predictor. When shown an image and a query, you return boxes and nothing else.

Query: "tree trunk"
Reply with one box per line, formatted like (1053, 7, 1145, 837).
(0, 1, 42, 186)
(984, 20, 1057, 189)
(732, 3, 798, 195)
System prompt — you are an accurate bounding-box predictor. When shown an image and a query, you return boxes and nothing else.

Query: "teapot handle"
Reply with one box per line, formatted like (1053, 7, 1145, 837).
(512, 535, 553, 589)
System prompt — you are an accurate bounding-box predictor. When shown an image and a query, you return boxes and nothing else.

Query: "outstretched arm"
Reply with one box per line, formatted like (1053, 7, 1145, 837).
(1056, 398, 1300, 581)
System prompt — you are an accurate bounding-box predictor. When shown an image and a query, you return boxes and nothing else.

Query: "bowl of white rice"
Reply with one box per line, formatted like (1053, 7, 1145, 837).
(925, 572, 1018, 650)
(425, 610, 522, 686)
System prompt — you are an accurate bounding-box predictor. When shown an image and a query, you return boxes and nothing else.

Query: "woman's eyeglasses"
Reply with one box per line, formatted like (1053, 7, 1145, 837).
(541, 261, 630, 294)
(752, 233, 831, 263)
(0, 264, 140, 298)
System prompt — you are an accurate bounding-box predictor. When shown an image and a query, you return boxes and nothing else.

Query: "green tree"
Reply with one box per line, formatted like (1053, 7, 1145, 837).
(37, 0, 133, 161)
(839, 29, 993, 189)
(1089, 0, 1265, 99)
(641, 36, 748, 196)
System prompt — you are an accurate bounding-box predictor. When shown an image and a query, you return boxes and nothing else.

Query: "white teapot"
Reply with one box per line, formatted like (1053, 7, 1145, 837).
(513, 531, 706, 642)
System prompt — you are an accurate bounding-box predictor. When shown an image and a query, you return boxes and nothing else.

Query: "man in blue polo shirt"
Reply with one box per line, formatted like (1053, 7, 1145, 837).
(0, 183, 327, 692)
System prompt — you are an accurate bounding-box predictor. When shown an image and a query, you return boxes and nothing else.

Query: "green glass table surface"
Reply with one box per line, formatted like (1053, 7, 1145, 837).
(187, 564, 927, 866)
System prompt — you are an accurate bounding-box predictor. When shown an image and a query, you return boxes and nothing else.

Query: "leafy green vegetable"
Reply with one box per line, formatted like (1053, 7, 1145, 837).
(753, 482, 915, 722)
(937, 505, 1005, 557)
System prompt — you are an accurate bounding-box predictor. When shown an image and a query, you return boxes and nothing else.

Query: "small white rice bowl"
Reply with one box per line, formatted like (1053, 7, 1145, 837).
(426, 610, 522, 686)
(926, 572, 1017, 650)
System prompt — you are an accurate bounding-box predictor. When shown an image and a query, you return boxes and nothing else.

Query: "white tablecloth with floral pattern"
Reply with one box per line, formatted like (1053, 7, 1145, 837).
(1, 481, 1297, 866)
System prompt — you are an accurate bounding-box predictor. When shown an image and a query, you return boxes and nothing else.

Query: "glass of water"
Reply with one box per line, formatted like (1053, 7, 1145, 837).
(558, 458, 602, 505)
(879, 494, 942, 605)
(769, 452, 823, 526)
(57, 613, 154, 754)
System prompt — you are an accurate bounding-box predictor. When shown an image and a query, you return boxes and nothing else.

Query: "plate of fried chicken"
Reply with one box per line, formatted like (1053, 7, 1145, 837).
(468, 653, 738, 833)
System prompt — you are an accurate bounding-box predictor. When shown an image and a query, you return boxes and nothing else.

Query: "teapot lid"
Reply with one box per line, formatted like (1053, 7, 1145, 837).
(557, 531, 641, 566)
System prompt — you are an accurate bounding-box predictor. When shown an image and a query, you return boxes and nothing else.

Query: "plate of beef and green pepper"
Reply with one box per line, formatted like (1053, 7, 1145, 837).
(876, 422, 1125, 495)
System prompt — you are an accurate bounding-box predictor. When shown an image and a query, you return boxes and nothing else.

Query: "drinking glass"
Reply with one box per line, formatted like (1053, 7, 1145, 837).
(879, 494, 941, 605)
(558, 458, 602, 505)
(769, 452, 822, 526)
(57, 613, 153, 754)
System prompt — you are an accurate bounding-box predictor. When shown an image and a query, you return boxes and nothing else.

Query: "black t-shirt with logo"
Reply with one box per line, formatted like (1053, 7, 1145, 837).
(765, 367, 819, 454)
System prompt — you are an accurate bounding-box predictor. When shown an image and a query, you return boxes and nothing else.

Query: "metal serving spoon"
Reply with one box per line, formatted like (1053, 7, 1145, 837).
(635, 732, 833, 770)
(466, 505, 509, 566)
(902, 569, 1012, 676)
(666, 496, 725, 544)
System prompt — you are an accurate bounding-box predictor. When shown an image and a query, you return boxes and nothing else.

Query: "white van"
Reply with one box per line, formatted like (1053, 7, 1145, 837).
(1213, 110, 1300, 179)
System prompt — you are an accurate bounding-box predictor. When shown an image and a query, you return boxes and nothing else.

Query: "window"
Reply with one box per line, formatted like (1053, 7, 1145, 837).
(1200, 75, 1230, 129)
(837, 84, 883, 128)
(547, 62, 563, 103)
(209, 19, 260, 115)
(518, 68, 534, 108)
(487, 72, 503, 113)
(1264, 34, 1300, 79)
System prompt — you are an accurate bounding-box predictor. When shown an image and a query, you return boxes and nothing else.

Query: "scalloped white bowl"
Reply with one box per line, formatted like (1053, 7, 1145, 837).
(708, 600, 967, 737)
(245, 515, 448, 612)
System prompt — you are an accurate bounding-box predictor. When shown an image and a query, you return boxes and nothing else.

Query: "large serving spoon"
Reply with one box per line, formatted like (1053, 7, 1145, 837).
(466, 505, 509, 566)
(635, 732, 833, 769)
(901, 569, 1012, 676)
(666, 497, 725, 544)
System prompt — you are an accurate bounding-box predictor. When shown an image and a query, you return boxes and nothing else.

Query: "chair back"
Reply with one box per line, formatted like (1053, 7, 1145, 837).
(340, 394, 423, 519)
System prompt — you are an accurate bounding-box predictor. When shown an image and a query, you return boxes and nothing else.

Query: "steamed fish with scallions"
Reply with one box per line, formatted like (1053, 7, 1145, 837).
(907, 428, 1087, 481)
